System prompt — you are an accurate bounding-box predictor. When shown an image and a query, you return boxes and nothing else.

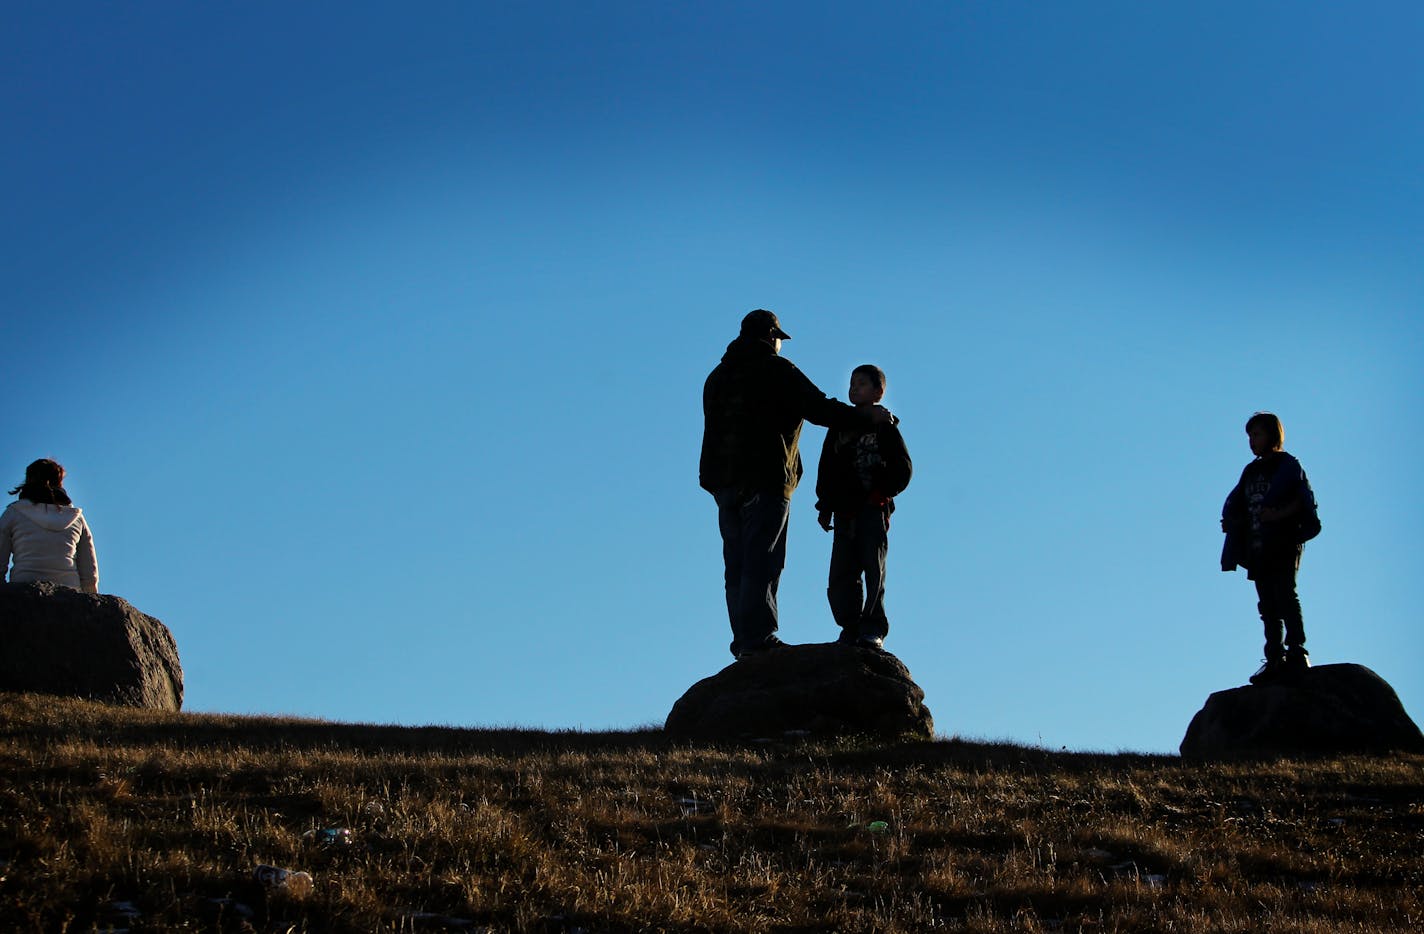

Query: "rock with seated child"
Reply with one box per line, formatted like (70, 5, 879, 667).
(0, 581, 183, 710)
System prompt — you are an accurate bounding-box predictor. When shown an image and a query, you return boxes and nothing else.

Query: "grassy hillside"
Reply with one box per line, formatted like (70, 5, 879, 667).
(1, 693, 1420, 932)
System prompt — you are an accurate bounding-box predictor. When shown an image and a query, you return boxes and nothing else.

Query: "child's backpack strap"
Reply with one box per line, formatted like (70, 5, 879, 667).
(1275, 455, 1321, 543)
(1296, 473, 1321, 542)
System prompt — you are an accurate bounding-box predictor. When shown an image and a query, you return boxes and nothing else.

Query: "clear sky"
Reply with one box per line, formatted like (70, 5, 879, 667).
(5, 2, 1420, 753)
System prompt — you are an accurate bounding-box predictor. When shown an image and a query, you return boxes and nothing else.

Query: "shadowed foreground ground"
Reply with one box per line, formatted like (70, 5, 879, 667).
(1, 693, 1420, 932)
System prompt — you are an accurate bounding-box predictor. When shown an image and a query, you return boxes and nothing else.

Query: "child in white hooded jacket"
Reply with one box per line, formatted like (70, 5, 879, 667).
(0, 458, 99, 593)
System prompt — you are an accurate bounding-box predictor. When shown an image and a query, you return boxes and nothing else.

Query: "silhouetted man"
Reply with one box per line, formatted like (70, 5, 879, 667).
(699, 309, 892, 659)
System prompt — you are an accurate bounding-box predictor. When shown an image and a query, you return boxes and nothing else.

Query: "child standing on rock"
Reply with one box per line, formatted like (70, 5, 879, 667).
(1221, 412, 1321, 684)
(815, 364, 912, 651)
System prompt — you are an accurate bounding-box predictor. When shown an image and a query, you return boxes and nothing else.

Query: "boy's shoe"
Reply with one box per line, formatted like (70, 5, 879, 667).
(1281, 648, 1311, 682)
(1249, 657, 1285, 685)
(854, 634, 885, 651)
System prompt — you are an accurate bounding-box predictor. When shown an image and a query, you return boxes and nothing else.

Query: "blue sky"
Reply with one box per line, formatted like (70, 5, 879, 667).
(5, 3, 1420, 752)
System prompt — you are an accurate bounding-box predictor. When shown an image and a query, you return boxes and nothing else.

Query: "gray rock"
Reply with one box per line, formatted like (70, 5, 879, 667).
(666, 642, 933, 740)
(1180, 663, 1423, 759)
(0, 581, 184, 710)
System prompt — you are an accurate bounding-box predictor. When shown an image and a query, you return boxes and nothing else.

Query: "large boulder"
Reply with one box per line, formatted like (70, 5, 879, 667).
(666, 642, 933, 740)
(1180, 663, 1423, 759)
(0, 582, 183, 710)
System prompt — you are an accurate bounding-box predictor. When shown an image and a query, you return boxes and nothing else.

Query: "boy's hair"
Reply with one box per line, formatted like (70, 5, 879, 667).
(1245, 412, 1285, 450)
(852, 364, 886, 393)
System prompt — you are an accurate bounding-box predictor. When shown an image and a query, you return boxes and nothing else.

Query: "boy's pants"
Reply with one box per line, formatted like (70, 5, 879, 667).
(1251, 549, 1305, 658)
(715, 488, 790, 656)
(827, 504, 890, 641)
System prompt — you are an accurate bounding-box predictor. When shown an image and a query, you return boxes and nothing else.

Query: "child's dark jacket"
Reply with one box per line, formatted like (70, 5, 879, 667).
(814, 418, 912, 517)
(1221, 451, 1319, 573)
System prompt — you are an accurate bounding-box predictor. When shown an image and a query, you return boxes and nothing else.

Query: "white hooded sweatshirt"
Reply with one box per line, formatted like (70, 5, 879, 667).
(0, 499, 99, 593)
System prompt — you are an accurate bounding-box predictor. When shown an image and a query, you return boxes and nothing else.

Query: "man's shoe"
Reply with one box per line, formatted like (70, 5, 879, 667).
(854, 634, 885, 651)
(736, 635, 788, 659)
(1249, 657, 1284, 685)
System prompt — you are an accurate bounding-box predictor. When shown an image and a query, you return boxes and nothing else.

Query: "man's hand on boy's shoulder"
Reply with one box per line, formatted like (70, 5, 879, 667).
(863, 404, 894, 425)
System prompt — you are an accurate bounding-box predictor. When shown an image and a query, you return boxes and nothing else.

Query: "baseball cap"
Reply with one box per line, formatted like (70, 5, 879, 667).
(740, 308, 791, 340)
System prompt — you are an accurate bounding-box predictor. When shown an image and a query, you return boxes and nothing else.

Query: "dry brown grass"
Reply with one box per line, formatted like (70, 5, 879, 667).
(1, 692, 1420, 932)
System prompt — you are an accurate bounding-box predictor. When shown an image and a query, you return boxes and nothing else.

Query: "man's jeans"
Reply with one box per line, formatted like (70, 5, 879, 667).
(715, 488, 790, 656)
(827, 504, 890, 640)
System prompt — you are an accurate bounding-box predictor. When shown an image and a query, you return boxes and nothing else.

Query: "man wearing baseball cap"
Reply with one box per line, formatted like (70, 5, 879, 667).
(700, 309, 893, 659)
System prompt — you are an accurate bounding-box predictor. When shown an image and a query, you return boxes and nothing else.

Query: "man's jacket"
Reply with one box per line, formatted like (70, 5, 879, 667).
(700, 337, 865, 501)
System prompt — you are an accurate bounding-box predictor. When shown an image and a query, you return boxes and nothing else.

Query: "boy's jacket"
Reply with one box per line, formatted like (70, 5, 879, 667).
(1221, 451, 1320, 572)
(814, 419, 912, 516)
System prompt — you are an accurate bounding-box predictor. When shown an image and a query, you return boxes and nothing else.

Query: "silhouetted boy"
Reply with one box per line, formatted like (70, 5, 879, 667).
(1221, 412, 1321, 684)
(815, 365, 912, 650)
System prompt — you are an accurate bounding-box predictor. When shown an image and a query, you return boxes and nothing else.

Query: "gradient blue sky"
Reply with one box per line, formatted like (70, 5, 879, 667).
(6, 3, 1420, 752)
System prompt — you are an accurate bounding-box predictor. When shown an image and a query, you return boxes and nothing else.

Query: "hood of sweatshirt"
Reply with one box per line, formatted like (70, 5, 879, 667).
(11, 500, 85, 532)
(721, 335, 775, 364)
